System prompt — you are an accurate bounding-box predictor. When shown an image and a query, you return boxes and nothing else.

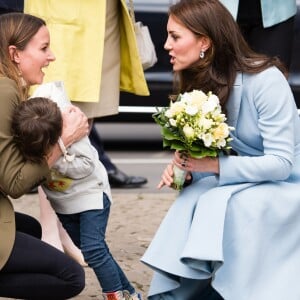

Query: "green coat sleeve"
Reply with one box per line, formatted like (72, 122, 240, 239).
(0, 78, 50, 198)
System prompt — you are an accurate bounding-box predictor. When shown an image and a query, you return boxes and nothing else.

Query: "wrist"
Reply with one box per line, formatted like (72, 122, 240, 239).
(183, 173, 193, 187)
(60, 133, 73, 148)
(58, 137, 75, 162)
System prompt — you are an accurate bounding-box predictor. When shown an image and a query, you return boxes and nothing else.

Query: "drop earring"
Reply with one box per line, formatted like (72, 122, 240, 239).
(200, 50, 205, 59)
(17, 69, 26, 87)
(19, 75, 26, 87)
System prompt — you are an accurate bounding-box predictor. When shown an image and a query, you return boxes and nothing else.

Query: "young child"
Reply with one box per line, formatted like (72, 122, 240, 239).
(11, 96, 142, 300)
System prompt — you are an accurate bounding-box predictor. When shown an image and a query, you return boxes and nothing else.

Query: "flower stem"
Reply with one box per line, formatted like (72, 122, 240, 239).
(171, 165, 187, 191)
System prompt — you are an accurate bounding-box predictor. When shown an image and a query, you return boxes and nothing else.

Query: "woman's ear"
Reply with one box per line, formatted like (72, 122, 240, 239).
(8, 45, 20, 63)
(200, 36, 211, 53)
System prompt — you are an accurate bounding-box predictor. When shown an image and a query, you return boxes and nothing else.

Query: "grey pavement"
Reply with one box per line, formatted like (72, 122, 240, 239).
(1, 190, 178, 300)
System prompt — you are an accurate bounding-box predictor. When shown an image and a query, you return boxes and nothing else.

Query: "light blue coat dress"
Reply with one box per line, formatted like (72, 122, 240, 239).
(220, 0, 297, 28)
(141, 67, 300, 300)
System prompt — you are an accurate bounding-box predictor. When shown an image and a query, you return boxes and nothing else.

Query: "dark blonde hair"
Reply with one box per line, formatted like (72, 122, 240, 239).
(169, 0, 286, 106)
(11, 97, 62, 163)
(0, 13, 46, 100)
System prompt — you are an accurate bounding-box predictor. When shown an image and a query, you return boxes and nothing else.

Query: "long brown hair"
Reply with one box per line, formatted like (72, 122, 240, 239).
(169, 0, 286, 106)
(0, 13, 46, 100)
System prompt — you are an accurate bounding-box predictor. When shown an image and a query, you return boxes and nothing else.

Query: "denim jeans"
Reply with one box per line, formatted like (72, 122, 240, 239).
(57, 193, 135, 294)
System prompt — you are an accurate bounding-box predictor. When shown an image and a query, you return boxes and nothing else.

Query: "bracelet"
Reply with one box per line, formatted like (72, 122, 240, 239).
(58, 137, 75, 162)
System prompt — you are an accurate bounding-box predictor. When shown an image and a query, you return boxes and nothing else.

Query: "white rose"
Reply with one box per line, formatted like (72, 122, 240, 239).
(183, 125, 195, 139)
(202, 133, 213, 147)
(171, 101, 185, 115)
(216, 139, 226, 148)
(184, 90, 208, 108)
(185, 104, 198, 116)
(202, 100, 218, 114)
(165, 108, 174, 118)
(198, 117, 213, 130)
(211, 106, 223, 117)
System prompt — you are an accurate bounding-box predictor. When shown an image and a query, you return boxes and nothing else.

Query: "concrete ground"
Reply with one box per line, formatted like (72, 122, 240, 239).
(0, 191, 177, 300)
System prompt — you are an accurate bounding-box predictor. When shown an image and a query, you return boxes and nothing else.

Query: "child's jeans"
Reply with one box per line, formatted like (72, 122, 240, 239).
(57, 193, 135, 294)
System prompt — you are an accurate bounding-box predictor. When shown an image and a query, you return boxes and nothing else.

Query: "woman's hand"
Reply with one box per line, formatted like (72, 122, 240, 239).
(157, 163, 176, 189)
(173, 151, 220, 174)
(157, 151, 220, 189)
(157, 162, 193, 189)
(61, 105, 89, 147)
(45, 106, 88, 167)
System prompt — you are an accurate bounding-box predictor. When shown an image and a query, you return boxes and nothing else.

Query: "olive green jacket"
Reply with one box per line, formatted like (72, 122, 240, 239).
(0, 77, 50, 270)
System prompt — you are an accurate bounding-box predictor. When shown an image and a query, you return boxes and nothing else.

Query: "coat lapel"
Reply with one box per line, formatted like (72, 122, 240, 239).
(226, 73, 243, 130)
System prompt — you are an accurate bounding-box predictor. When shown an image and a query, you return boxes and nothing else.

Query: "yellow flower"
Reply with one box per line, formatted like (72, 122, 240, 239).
(152, 89, 234, 161)
(213, 123, 229, 140)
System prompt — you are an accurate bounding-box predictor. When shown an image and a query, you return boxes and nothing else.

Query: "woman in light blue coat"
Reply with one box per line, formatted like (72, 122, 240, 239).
(141, 0, 300, 299)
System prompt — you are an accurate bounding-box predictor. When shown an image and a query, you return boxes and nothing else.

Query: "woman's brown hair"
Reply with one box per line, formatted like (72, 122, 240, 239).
(169, 0, 286, 106)
(0, 13, 46, 100)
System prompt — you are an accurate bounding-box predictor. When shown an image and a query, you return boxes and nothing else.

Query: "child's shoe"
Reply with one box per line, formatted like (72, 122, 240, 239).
(102, 291, 125, 300)
(123, 290, 142, 300)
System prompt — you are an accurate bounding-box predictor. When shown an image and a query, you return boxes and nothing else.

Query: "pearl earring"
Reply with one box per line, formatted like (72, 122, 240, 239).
(200, 50, 205, 59)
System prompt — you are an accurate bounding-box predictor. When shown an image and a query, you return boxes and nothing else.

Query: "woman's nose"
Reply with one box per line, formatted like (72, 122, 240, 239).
(48, 49, 56, 61)
(164, 38, 171, 50)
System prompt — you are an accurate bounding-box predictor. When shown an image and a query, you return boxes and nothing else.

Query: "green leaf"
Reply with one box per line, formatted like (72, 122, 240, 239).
(163, 139, 185, 151)
(169, 141, 186, 151)
(188, 148, 218, 158)
(161, 127, 180, 140)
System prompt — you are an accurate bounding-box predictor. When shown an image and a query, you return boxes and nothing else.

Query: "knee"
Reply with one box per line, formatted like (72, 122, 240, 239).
(82, 244, 109, 266)
(69, 262, 86, 297)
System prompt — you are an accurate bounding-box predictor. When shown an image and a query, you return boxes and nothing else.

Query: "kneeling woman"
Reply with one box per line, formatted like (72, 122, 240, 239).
(142, 0, 300, 299)
(0, 13, 88, 299)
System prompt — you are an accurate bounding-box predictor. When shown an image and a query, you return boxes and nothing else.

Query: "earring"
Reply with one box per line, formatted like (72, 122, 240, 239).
(200, 50, 205, 59)
(17, 69, 26, 87)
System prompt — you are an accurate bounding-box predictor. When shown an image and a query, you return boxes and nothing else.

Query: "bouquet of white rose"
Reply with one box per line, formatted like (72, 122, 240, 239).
(153, 89, 234, 190)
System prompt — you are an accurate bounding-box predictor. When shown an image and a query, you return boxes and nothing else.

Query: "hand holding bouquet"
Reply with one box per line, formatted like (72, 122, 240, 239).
(153, 89, 234, 190)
